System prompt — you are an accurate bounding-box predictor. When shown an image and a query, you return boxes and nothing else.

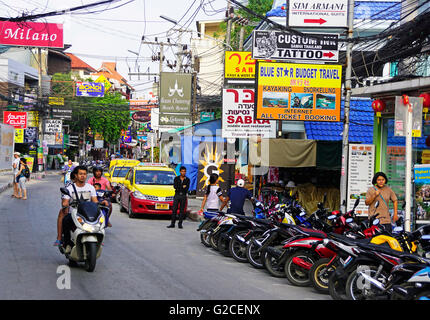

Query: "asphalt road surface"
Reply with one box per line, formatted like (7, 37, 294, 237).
(0, 175, 329, 300)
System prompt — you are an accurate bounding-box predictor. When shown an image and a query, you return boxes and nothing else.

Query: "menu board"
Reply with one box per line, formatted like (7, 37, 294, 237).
(347, 144, 375, 216)
(386, 146, 405, 204)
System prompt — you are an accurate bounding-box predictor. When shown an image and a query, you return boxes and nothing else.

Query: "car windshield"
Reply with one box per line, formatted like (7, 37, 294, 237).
(113, 167, 131, 177)
(135, 170, 176, 185)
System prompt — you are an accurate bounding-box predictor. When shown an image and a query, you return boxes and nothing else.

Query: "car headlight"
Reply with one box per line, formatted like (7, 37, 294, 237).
(133, 191, 146, 199)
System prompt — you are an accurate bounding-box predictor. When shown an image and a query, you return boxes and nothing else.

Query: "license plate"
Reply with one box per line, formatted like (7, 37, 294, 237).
(155, 203, 169, 210)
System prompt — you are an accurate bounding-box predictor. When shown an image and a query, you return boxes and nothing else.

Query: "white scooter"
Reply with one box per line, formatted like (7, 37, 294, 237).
(59, 186, 107, 272)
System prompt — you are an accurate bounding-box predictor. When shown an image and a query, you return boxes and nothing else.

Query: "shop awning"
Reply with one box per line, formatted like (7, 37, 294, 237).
(250, 139, 317, 168)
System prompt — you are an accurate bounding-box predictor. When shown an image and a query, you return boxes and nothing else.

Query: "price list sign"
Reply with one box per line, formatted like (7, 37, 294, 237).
(347, 144, 375, 216)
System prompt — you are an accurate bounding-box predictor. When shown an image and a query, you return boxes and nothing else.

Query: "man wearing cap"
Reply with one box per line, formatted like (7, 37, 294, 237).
(12, 152, 21, 198)
(220, 179, 254, 215)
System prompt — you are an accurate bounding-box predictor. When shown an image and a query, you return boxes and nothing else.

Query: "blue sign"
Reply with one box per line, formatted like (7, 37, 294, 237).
(76, 82, 104, 97)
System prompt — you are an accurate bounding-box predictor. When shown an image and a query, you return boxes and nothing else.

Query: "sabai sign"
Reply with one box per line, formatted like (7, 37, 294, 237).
(44, 119, 62, 133)
(252, 31, 338, 62)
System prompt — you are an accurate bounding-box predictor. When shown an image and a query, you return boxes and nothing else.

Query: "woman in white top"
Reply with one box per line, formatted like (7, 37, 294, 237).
(199, 173, 226, 213)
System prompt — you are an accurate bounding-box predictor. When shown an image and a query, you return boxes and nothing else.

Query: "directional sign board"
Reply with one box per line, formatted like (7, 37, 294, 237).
(252, 31, 338, 63)
(288, 0, 348, 28)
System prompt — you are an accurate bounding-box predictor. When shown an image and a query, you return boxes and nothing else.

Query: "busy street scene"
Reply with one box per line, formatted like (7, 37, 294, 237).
(1, 0, 430, 307)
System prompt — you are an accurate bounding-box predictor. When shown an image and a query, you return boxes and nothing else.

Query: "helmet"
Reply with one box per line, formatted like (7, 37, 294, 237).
(286, 181, 296, 188)
(236, 179, 245, 187)
(92, 166, 103, 175)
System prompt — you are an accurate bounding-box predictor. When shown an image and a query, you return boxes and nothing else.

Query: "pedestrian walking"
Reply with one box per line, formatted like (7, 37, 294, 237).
(198, 173, 226, 214)
(167, 166, 190, 229)
(15, 158, 30, 200)
(365, 172, 399, 233)
(12, 152, 20, 198)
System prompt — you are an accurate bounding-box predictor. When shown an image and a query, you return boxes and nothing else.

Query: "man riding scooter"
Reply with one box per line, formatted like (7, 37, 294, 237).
(62, 160, 76, 185)
(220, 179, 254, 215)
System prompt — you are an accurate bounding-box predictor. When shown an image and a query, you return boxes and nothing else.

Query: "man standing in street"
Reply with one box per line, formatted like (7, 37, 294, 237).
(167, 166, 190, 229)
(12, 152, 20, 198)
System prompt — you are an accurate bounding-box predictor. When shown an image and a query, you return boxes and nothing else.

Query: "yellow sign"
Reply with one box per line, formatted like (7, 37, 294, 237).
(255, 61, 342, 122)
(27, 111, 39, 127)
(48, 97, 64, 105)
(224, 51, 256, 79)
(15, 128, 24, 143)
(24, 157, 34, 172)
(95, 75, 112, 92)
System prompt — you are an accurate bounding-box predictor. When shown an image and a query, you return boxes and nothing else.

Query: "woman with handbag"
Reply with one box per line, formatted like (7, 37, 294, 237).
(365, 172, 399, 232)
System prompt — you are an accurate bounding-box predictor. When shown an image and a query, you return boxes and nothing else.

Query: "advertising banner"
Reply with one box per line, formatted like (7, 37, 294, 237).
(288, 0, 348, 28)
(76, 82, 105, 97)
(24, 127, 38, 144)
(252, 31, 339, 62)
(95, 75, 111, 92)
(255, 61, 342, 121)
(3, 111, 27, 128)
(222, 88, 276, 138)
(394, 96, 423, 138)
(48, 97, 64, 105)
(51, 107, 72, 120)
(15, 128, 24, 144)
(159, 114, 192, 127)
(44, 119, 62, 133)
(0, 21, 63, 48)
(159, 72, 192, 114)
(414, 164, 430, 221)
(224, 51, 256, 80)
(27, 111, 39, 127)
(346, 144, 375, 216)
(0, 123, 14, 171)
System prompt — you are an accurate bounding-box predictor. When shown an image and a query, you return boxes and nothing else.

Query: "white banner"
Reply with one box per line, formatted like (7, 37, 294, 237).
(222, 88, 276, 138)
(0, 123, 15, 171)
(44, 119, 62, 133)
(347, 144, 375, 216)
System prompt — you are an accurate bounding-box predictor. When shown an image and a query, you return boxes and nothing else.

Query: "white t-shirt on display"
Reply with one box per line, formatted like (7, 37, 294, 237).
(62, 183, 97, 202)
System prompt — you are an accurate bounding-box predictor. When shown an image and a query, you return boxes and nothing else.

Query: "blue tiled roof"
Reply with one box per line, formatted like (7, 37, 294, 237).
(267, 1, 401, 20)
(305, 99, 374, 144)
(386, 119, 428, 149)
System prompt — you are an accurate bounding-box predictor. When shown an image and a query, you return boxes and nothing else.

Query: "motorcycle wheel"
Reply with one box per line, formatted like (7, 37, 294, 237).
(263, 245, 287, 278)
(328, 268, 349, 300)
(345, 265, 389, 300)
(310, 258, 336, 294)
(217, 234, 231, 257)
(84, 242, 97, 272)
(209, 231, 221, 251)
(115, 192, 121, 204)
(200, 231, 212, 247)
(246, 238, 265, 269)
(284, 250, 316, 287)
(229, 230, 249, 263)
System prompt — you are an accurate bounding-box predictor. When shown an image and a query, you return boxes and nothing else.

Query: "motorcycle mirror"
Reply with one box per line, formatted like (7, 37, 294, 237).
(354, 198, 360, 207)
(60, 187, 71, 196)
(393, 226, 403, 233)
(373, 218, 380, 226)
(346, 218, 354, 223)
(328, 215, 336, 220)
(374, 201, 379, 209)
(299, 212, 306, 217)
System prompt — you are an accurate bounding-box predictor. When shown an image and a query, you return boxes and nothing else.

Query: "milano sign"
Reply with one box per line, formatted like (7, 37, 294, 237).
(0, 21, 63, 48)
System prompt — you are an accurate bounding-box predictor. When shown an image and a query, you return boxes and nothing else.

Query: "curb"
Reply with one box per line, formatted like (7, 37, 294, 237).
(0, 172, 47, 195)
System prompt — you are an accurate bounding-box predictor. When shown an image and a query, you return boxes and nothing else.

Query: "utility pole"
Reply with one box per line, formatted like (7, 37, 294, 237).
(239, 26, 245, 51)
(37, 48, 45, 172)
(226, 0, 233, 48)
(340, 0, 355, 213)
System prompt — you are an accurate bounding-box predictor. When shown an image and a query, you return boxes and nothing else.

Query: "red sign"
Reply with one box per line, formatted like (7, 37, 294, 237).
(3, 111, 27, 129)
(0, 21, 63, 48)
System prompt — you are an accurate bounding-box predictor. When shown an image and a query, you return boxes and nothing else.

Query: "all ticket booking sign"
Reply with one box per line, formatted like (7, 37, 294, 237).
(255, 61, 342, 122)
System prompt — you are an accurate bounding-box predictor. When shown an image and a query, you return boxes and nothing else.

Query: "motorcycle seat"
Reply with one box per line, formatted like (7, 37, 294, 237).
(291, 225, 327, 238)
(328, 233, 371, 245)
(357, 242, 421, 261)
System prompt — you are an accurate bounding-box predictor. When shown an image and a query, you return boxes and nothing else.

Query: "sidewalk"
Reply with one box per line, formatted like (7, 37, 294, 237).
(0, 170, 57, 196)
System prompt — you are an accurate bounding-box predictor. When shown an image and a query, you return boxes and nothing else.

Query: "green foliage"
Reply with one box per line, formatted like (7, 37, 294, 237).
(50, 72, 130, 145)
(215, 0, 274, 51)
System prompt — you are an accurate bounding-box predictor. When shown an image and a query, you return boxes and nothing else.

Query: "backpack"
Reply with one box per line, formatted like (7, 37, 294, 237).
(23, 166, 30, 179)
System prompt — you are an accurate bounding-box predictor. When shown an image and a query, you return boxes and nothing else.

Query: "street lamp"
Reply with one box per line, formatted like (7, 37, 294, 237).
(127, 49, 139, 56)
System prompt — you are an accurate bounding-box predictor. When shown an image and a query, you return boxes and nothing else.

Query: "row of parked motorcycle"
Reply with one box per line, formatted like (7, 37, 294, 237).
(197, 193, 430, 300)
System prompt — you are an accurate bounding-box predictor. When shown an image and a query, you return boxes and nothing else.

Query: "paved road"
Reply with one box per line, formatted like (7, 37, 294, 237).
(0, 175, 329, 300)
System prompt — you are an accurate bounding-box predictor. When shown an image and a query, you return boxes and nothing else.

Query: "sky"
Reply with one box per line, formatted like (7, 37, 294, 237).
(0, 0, 230, 96)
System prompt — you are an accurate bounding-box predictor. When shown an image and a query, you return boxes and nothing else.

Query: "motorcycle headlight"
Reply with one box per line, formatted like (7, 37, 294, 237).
(133, 191, 146, 199)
